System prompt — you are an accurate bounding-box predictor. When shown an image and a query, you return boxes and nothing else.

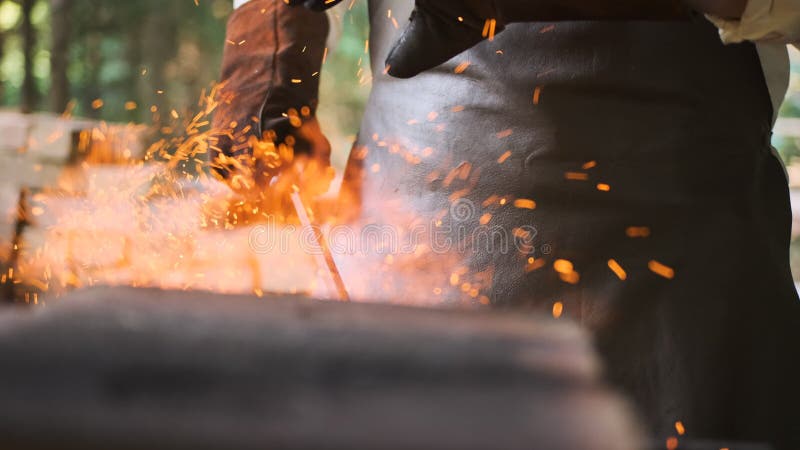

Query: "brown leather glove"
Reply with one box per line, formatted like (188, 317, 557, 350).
(211, 0, 331, 193)
(386, 0, 692, 79)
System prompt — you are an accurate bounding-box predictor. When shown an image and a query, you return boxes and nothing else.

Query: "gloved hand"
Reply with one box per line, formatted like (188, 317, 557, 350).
(211, 0, 332, 195)
(386, 0, 692, 79)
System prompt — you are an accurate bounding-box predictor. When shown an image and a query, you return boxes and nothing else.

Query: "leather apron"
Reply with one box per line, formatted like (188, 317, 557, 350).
(340, 1, 800, 447)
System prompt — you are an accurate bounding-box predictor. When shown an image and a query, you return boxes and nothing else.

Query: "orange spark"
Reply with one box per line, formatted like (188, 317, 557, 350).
(526, 258, 546, 273)
(513, 199, 536, 210)
(482, 19, 498, 40)
(553, 259, 574, 274)
(552, 302, 564, 319)
(649, 260, 675, 279)
(626, 226, 651, 238)
(607, 259, 627, 281)
(496, 129, 513, 139)
(565, 172, 589, 181)
(533, 86, 543, 105)
(666, 437, 679, 450)
(454, 61, 471, 74)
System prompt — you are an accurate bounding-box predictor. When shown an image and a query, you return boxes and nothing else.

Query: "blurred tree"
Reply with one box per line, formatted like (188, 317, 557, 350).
(140, 1, 178, 124)
(0, 24, 4, 104)
(49, 0, 69, 113)
(0, 0, 368, 131)
(19, 0, 37, 112)
(776, 51, 800, 164)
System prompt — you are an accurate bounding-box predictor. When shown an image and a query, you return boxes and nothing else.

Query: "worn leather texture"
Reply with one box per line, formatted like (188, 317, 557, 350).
(341, 1, 800, 448)
(211, 0, 328, 179)
(385, 0, 691, 78)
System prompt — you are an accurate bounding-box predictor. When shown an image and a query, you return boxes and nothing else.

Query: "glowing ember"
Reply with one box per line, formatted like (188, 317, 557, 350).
(453, 61, 471, 74)
(553, 259, 574, 274)
(648, 260, 675, 280)
(626, 226, 651, 238)
(525, 258, 546, 273)
(533, 86, 543, 105)
(497, 150, 512, 164)
(481, 18, 498, 41)
(513, 199, 536, 210)
(607, 259, 627, 281)
(596, 183, 611, 192)
(565, 172, 589, 181)
(552, 301, 564, 319)
(665, 436, 679, 450)
(553, 259, 580, 285)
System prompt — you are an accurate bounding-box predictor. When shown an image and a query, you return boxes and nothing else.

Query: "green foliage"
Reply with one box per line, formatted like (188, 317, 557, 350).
(0, 0, 231, 120)
(0, 0, 371, 153)
(0, 1, 21, 31)
(775, 50, 800, 163)
(319, 2, 371, 140)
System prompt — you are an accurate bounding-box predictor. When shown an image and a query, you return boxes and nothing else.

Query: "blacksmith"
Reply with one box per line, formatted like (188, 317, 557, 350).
(211, 0, 800, 447)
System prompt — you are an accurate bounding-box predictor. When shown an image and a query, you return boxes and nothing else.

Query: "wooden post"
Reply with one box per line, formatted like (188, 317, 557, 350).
(2, 188, 31, 303)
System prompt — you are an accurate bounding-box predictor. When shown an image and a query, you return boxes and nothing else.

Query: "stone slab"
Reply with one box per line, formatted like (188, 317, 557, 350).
(0, 287, 640, 450)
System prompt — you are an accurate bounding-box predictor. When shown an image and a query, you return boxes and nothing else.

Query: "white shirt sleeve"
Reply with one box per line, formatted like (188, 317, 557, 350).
(707, 0, 800, 45)
(233, 0, 250, 9)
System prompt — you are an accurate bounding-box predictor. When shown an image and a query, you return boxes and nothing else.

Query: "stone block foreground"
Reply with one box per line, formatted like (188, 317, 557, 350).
(0, 287, 640, 450)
